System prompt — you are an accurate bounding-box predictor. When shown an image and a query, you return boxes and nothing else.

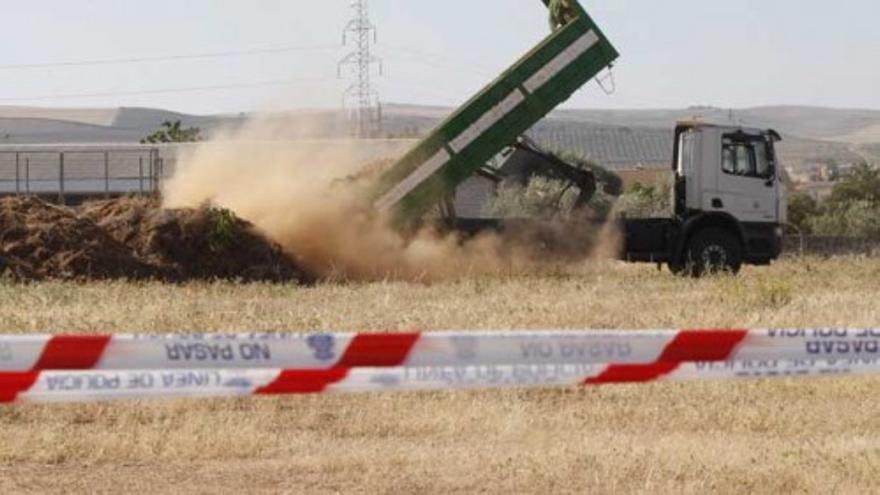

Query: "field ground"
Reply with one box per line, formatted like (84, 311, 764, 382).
(2, 257, 880, 494)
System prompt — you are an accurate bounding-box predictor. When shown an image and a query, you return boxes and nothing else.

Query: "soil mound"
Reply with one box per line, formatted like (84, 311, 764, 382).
(82, 198, 309, 283)
(0, 197, 152, 281)
(0, 196, 309, 283)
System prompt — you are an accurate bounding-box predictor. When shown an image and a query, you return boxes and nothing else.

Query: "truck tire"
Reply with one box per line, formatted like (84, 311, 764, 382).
(683, 228, 743, 277)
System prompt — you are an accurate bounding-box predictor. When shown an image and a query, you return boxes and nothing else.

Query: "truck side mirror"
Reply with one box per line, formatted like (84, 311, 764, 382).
(764, 163, 776, 187)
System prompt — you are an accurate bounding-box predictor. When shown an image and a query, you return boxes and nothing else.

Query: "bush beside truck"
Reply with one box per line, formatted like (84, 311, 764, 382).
(789, 162, 880, 238)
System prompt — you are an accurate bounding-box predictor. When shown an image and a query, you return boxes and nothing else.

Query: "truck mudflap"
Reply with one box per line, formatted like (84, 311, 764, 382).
(370, 0, 619, 226)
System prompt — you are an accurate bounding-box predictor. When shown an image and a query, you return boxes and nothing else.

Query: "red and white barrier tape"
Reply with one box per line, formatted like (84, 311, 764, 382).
(2, 358, 878, 404)
(2, 329, 879, 404)
(2, 329, 880, 372)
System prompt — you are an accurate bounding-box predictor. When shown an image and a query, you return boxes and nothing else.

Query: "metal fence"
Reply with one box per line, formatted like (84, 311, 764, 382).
(784, 235, 880, 257)
(0, 147, 162, 204)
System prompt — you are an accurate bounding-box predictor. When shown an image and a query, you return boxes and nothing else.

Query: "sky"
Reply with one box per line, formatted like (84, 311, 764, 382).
(0, 0, 876, 114)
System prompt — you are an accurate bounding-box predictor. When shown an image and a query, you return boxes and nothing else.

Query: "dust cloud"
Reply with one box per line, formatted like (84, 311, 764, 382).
(163, 118, 618, 281)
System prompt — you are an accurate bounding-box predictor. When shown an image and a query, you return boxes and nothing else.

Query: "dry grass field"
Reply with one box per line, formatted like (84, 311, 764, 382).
(2, 257, 880, 494)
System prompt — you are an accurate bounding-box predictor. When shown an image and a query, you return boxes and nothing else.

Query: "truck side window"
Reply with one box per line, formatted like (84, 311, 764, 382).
(754, 142, 771, 177)
(722, 142, 754, 176)
(722, 147, 736, 174)
(722, 134, 772, 179)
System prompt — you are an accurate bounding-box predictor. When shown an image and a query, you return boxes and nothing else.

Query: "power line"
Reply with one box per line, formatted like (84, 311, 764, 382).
(0, 76, 338, 102)
(380, 76, 480, 102)
(382, 45, 497, 77)
(0, 44, 342, 71)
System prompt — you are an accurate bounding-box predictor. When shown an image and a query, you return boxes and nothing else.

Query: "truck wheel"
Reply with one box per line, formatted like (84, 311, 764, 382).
(683, 228, 743, 277)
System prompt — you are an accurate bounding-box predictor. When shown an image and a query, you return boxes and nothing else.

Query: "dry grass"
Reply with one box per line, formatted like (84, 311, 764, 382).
(2, 257, 880, 494)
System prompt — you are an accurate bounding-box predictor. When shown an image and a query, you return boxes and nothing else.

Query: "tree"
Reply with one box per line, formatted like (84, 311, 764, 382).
(799, 162, 880, 238)
(787, 192, 819, 234)
(141, 120, 203, 144)
(825, 159, 841, 181)
(810, 200, 880, 239)
(827, 162, 880, 207)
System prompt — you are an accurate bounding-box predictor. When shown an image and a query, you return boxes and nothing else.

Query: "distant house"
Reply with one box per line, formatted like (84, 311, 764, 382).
(801, 181, 835, 201)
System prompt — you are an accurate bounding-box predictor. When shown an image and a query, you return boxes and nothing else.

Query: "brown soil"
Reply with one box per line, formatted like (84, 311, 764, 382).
(0, 196, 310, 283)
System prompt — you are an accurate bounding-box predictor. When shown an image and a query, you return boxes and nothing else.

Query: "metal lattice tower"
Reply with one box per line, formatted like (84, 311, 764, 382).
(339, 0, 382, 137)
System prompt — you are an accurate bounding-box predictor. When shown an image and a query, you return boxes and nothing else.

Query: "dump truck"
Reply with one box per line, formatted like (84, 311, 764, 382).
(619, 122, 785, 275)
(370, 0, 786, 275)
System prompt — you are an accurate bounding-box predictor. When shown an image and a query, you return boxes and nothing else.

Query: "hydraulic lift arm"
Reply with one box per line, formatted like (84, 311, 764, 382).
(370, 0, 619, 226)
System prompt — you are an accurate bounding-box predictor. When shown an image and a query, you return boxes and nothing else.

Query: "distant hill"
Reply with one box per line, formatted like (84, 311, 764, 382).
(549, 105, 880, 145)
(0, 117, 142, 144)
(110, 107, 212, 130)
(0, 103, 877, 171)
(0, 106, 119, 127)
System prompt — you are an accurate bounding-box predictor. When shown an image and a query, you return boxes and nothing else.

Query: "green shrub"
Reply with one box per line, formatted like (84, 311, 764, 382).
(787, 162, 880, 238)
(613, 181, 671, 219)
(809, 200, 880, 238)
(141, 120, 202, 144)
(207, 208, 238, 253)
(482, 149, 621, 220)
(485, 177, 577, 219)
(787, 193, 819, 234)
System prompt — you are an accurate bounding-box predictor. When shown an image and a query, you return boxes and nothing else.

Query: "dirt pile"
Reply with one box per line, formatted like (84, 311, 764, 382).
(0, 197, 152, 280)
(0, 196, 309, 283)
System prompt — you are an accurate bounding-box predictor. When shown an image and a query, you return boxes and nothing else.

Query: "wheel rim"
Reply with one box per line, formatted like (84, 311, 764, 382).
(701, 244, 727, 269)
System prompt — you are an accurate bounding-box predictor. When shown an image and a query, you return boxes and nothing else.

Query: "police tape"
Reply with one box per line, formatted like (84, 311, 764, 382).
(2, 329, 880, 372)
(2, 358, 879, 404)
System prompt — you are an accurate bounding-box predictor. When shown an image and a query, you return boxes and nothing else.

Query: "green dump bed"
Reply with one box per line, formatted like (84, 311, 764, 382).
(371, 0, 619, 224)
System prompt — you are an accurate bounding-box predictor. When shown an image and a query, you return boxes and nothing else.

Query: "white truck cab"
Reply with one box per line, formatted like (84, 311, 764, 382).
(623, 122, 787, 275)
(678, 123, 785, 225)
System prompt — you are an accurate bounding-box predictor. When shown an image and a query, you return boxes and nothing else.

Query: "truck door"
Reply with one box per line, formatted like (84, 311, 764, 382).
(714, 132, 779, 224)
